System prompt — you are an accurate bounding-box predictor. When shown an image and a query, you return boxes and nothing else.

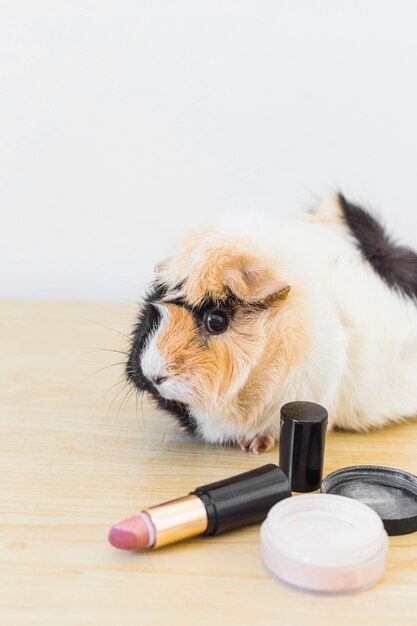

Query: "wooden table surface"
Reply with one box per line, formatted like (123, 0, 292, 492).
(1, 299, 417, 626)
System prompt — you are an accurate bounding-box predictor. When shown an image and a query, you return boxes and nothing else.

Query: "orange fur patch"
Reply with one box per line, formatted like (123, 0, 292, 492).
(160, 229, 289, 306)
(155, 291, 310, 434)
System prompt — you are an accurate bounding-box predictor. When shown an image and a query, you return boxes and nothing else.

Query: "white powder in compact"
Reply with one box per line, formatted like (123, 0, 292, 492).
(333, 480, 417, 519)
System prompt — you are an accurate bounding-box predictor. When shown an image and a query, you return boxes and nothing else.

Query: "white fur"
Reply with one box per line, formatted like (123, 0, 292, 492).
(193, 408, 245, 444)
(213, 211, 417, 436)
(140, 304, 169, 384)
(140, 304, 193, 402)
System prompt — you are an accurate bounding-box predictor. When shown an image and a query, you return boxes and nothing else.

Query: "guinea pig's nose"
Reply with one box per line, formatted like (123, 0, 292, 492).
(152, 374, 168, 386)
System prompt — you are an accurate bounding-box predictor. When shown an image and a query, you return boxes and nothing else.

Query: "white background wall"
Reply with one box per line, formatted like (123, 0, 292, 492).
(2, 1, 417, 302)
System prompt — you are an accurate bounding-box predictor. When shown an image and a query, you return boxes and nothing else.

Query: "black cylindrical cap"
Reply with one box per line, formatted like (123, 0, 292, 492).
(192, 464, 291, 535)
(279, 401, 328, 492)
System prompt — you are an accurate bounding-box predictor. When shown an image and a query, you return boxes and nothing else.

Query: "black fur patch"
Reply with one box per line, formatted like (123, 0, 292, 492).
(338, 193, 417, 300)
(126, 283, 198, 434)
(168, 294, 238, 325)
(154, 397, 197, 434)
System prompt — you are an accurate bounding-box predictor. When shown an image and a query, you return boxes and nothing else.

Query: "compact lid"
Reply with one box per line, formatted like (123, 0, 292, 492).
(321, 465, 417, 536)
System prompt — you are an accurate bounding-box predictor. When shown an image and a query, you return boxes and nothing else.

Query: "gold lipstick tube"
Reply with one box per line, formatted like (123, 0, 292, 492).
(145, 495, 208, 548)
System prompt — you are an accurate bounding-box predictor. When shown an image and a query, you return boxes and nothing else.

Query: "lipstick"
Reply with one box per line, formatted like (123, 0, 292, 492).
(109, 464, 291, 550)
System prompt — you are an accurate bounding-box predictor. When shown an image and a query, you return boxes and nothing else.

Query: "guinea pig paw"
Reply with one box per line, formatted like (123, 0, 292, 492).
(239, 435, 275, 454)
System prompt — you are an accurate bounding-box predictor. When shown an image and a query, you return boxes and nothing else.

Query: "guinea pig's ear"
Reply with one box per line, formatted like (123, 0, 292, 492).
(154, 257, 171, 276)
(224, 259, 290, 304)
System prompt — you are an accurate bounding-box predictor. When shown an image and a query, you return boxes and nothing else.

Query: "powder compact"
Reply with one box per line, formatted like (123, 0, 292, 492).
(321, 465, 417, 536)
(259, 401, 417, 594)
(261, 493, 388, 593)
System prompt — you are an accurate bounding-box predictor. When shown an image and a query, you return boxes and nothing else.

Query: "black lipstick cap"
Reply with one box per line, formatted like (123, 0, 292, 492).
(279, 401, 328, 492)
(192, 464, 291, 535)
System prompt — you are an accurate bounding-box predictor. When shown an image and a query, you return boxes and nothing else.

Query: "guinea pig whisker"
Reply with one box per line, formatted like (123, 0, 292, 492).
(84, 347, 129, 356)
(112, 384, 136, 425)
(73, 362, 126, 391)
(141, 391, 148, 428)
(89, 320, 134, 345)
(107, 380, 133, 422)
(135, 388, 146, 430)
(135, 388, 141, 427)
(160, 418, 178, 447)
(98, 376, 127, 404)
(104, 380, 129, 426)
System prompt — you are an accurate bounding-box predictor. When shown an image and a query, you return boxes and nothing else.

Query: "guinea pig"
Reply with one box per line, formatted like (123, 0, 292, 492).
(126, 193, 417, 452)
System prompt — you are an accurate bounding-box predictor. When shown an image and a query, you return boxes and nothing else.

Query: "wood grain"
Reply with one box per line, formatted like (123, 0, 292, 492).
(1, 299, 416, 626)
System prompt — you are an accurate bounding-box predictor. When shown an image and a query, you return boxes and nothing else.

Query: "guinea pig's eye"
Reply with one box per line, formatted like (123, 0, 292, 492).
(203, 308, 230, 335)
